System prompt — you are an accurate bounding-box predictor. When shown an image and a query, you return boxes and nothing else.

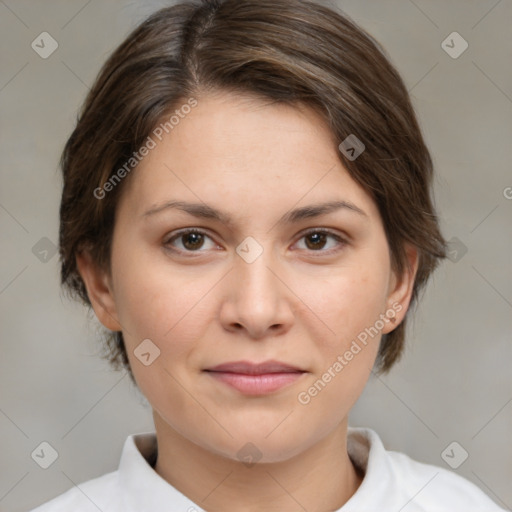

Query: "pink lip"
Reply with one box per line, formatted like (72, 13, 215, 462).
(204, 360, 306, 395)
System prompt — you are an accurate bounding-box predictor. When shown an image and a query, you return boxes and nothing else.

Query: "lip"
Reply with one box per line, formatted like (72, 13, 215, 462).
(206, 360, 305, 374)
(204, 360, 306, 395)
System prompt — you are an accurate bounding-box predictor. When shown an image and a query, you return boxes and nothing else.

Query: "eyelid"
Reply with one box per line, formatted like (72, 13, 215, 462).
(297, 226, 348, 241)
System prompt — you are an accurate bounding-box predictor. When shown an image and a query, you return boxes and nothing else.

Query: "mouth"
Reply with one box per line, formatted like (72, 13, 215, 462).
(203, 360, 307, 395)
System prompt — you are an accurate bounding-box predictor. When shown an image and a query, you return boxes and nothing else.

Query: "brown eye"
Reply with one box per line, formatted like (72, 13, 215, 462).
(164, 229, 217, 253)
(181, 232, 205, 250)
(304, 232, 328, 250)
(295, 229, 346, 254)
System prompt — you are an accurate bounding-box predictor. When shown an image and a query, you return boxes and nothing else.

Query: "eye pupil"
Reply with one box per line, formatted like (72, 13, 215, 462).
(183, 232, 204, 250)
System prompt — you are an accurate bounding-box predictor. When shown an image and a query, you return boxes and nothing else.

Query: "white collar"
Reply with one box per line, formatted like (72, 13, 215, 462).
(117, 426, 382, 511)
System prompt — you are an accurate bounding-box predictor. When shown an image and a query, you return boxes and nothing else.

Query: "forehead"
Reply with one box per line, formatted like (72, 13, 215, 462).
(118, 92, 378, 222)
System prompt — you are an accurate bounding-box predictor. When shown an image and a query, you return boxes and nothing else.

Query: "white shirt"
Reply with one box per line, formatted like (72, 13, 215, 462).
(30, 427, 506, 511)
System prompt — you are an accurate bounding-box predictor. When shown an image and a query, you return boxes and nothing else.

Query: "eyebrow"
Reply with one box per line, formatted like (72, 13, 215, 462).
(142, 199, 368, 226)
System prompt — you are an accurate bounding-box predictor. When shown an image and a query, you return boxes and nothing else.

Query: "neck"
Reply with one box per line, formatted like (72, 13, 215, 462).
(152, 413, 363, 512)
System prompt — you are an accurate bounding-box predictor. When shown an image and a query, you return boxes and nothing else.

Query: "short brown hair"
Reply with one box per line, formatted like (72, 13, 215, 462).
(59, 0, 447, 382)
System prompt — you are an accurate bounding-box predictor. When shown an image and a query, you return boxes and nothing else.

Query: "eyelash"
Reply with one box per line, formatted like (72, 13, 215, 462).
(163, 228, 348, 257)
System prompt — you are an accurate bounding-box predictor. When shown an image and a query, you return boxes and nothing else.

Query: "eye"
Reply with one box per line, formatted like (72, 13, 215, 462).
(293, 229, 347, 254)
(163, 228, 219, 254)
(163, 227, 347, 257)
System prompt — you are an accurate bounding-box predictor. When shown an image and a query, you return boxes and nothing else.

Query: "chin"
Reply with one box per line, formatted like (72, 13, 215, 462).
(214, 424, 318, 464)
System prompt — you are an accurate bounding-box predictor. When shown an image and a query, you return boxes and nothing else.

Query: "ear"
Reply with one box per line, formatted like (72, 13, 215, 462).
(75, 250, 122, 332)
(382, 244, 419, 334)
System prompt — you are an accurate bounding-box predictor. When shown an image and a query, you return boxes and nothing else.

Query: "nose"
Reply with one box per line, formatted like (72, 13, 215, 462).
(219, 243, 295, 339)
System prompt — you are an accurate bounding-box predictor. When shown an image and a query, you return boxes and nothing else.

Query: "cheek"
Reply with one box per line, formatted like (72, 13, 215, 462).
(112, 260, 209, 412)
(293, 270, 386, 420)
(110, 247, 216, 361)
(292, 264, 388, 406)
(299, 265, 389, 340)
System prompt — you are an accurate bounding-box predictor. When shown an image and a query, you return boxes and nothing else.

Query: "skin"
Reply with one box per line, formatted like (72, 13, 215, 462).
(77, 90, 418, 512)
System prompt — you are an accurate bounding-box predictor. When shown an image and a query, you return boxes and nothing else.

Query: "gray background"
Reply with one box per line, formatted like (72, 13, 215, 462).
(1, 0, 511, 511)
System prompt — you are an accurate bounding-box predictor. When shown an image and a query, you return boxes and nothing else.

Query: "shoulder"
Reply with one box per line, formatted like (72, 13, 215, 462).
(29, 470, 119, 512)
(387, 449, 504, 510)
(347, 427, 506, 511)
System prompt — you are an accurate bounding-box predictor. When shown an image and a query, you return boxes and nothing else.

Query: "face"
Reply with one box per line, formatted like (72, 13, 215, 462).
(78, 91, 417, 463)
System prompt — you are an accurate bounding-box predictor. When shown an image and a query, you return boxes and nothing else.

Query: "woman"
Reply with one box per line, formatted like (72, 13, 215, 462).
(32, 0, 505, 510)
